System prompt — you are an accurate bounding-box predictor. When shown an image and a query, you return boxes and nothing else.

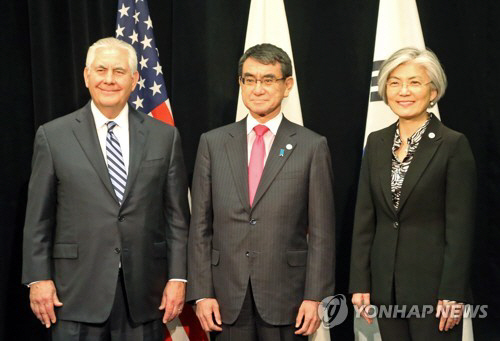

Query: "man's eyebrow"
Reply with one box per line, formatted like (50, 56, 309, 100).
(242, 72, 278, 78)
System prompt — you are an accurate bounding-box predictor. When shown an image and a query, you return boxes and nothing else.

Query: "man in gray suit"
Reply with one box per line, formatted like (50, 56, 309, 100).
(22, 37, 189, 341)
(188, 43, 335, 340)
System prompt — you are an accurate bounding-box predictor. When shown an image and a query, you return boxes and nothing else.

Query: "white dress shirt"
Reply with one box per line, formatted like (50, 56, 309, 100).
(91, 101, 130, 172)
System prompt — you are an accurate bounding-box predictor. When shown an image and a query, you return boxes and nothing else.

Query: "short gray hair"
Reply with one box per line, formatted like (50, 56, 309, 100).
(378, 47, 447, 104)
(86, 37, 138, 74)
(238, 43, 292, 78)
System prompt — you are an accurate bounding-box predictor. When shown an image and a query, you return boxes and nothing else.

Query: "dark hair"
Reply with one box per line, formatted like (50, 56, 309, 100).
(238, 43, 292, 78)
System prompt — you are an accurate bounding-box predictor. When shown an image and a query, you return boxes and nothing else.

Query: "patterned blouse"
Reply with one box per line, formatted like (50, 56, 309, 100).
(391, 114, 432, 209)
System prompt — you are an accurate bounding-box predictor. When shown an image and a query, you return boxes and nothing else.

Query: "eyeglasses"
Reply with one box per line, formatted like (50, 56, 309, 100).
(240, 76, 287, 87)
(386, 79, 432, 92)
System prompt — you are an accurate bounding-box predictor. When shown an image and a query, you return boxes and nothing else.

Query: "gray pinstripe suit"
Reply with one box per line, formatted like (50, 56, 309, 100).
(187, 116, 335, 326)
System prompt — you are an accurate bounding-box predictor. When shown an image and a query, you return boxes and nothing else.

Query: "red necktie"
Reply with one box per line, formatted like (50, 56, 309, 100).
(248, 125, 269, 206)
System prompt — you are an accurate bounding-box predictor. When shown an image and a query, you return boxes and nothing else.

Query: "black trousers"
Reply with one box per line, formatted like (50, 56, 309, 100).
(211, 282, 306, 341)
(377, 281, 463, 341)
(51, 270, 165, 341)
(377, 314, 463, 341)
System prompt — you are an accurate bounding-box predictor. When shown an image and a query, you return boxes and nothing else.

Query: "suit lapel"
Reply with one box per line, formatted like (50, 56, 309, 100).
(72, 103, 116, 202)
(377, 123, 398, 215)
(121, 108, 148, 206)
(398, 116, 442, 212)
(225, 119, 251, 213)
(251, 117, 297, 210)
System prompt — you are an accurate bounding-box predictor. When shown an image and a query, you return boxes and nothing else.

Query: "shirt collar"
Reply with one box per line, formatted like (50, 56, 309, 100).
(246, 113, 283, 136)
(394, 113, 433, 147)
(90, 101, 129, 129)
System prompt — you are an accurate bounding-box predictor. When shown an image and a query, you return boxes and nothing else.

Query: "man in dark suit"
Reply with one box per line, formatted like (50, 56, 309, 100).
(22, 37, 190, 341)
(187, 43, 335, 340)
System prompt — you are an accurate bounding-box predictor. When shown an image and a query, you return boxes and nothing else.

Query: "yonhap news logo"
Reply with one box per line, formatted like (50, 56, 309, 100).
(352, 304, 488, 319)
(318, 294, 348, 328)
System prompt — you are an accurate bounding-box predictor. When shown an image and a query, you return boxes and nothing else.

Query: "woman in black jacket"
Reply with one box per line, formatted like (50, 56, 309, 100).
(349, 47, 476, 341)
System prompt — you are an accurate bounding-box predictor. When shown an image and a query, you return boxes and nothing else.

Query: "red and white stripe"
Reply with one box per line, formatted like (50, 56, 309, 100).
(149, 99, 175, 126)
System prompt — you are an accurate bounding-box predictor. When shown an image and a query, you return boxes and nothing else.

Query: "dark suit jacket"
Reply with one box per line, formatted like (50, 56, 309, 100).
(187, 117, 335, 325)
(22, 102, 190, 324)
(349, 115, 476, 306)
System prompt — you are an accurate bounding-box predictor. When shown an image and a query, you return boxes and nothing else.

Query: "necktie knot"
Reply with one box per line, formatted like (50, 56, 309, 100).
(107, 121, 118, 132)
(253, 125, 269, 137)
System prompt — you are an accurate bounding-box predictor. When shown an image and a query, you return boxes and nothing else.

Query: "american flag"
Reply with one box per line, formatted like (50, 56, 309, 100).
(115, 0, 174, 125)
(116, 1, 208, 340)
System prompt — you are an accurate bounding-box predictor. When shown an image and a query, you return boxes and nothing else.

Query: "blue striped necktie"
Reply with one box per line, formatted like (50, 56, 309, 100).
(106, 121, 127, 204)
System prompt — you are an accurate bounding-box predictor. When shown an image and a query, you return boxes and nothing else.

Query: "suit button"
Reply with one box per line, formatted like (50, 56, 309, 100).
(245, 251, 250, 257)
(393, 222, 399, 229)
(114, 248, 121, 254)
(249, 219, 256, 225)
(118, 216, 125, 222)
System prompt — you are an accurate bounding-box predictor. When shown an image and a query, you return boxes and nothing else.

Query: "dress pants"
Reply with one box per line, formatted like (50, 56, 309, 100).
(377, 313, 463, 341)
(51, 270, 165, 341)
(212, 282, 307, 341)
(376, 281, 462, 341)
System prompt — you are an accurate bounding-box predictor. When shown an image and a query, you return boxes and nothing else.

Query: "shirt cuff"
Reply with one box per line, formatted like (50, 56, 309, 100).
(442, 300, 462, 305)
(169, 278, 187, 283)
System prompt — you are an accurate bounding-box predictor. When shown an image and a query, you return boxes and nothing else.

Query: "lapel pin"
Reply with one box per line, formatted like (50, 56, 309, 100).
(286, 144, 293, 150)
(279, 149, 285, 157)
(428, 132, 435, 139)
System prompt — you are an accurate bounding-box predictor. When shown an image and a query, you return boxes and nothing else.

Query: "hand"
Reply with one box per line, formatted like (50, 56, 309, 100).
(352, 293, 373, 324)
(29, 280, 63, 328)
(295, 300, 321, 336)
(195, 298, 222, 332)
(159, 281, 186, 323)
(436, 300, 464, 331)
